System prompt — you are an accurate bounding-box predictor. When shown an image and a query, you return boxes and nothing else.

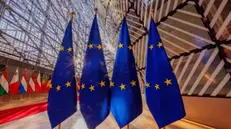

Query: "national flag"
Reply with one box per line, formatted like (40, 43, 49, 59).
(41, 73, 48, 92)
(110, 16, 142, 128)
(0, 67, 9, 96)
(80, 14, 110, 129)
(28, 72, 35, 93)
(47, 20, 77, 128)
(19, 69, 27, 94)
(145, 17, 185, 128)
(35, 72, 42, 93)
(9, 68, 19, 94)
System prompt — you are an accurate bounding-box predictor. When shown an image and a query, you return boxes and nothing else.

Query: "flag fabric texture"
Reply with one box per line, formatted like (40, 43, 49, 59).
(47, 21, 77, 128)
(110, 17, 142, 128)
(9, 68, 19, 94)
(35, 72, 42, 93)
(28, 72, 35, 93)
(145, 18, 185, 128)
(19, 69, 27, 94)
(0, 67, 9, 96)
(80, 15, 110, 129)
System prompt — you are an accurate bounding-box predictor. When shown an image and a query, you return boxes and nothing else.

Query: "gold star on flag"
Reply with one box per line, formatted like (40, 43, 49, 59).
(56, 85, 61, 91)
(60, 46, 64, 51)
(97, 44, 102, 50)
(130, 80, 136, 87)
(149, 45, 154, 50)
(89, 85, 95, 91)
(110, 82, 114, 87)
(165, 78, 172, 86)
(88, 44, 94, 49)
(120, 83, 126, 90)
(81, 84, 85, 89)
(67, 47, 72, 52)
(155, 84, 160, 90)
(66, 81, 71, 87)
(128, 45, 132, 50)
(48, 83, 52, 89)
(145, 83, 150, 88)
(157, 42, 163, 48)
(99, 81, 106, 87)
(118, 43, 123, 48)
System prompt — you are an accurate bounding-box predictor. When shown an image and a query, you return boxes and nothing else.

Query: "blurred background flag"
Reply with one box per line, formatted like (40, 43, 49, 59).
(47, 18, 77, 128)
(35, 72, 42, 93)
(0, 66, 8, 96)
(145, 14, 186, 128)
(9, 68, 19, 94)
(80, 10, 110, 129)
(28, 71, 35, 93)
(110, 15, 142, 128)
(19, 69, 27, 94)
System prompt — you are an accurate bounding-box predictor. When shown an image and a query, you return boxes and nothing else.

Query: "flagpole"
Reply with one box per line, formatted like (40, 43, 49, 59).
(124, 9, 127, 17)
(58, 124, 61, 129)
(151, 9, 154, 20)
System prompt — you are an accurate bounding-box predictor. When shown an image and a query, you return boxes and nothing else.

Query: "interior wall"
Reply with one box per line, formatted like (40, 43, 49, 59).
(183, 96, 231, 129)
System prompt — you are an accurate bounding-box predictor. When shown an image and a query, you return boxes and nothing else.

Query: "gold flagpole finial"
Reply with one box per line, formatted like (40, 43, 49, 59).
(124, 10, 127, 17)
(94, 8, 98, 14)
(70, 12, 75, 21)
(151, 9, 154, 20)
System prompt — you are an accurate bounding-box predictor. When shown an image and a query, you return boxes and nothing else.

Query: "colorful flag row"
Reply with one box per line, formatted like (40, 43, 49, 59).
(0, 68, 51, 96)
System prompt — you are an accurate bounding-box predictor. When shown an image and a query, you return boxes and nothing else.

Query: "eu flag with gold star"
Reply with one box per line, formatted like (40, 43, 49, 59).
(80, 14, 110, 129)
(110, 17, 142, 128)
(145, 17, 185, 128)
(47, 20, 77, 128)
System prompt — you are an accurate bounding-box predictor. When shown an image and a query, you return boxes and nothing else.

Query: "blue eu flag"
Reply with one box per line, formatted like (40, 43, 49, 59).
(47, 21, 77, 128)
(80, 14, 110, 129)
(110, 17, 142, 128)
(145, 18, 186, 128)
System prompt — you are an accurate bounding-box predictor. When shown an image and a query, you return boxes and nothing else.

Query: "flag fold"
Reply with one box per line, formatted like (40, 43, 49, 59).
(47, 21, 77, 128)
(80, 15, 110, 129)
(145, 18, 186, 128)
(110, 17, 142, 128)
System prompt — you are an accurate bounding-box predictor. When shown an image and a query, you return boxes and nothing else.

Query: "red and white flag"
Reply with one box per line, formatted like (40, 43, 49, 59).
(35, 72, 42, 93)
(28, 72, 35, 93)
(9, 68, 19, 95)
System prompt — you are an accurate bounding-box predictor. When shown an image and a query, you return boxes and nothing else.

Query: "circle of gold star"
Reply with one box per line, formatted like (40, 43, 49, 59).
(66, 81, 71, 87)
(67, 47, 72, 52)
(120, 83, 126, 90)
(56, 85, 61, 91)
(81, 84, 85, 89)
(89, 85, 95, 91)
(145, 83, 150, 88)
(128, 45, 132, 50)
(118, 43, 123, 48)
(110, 82, 114, 87)
(99, 81, 106, 87)
(130, 80, 136, 87)
(165, 78, 172, 86)
(157, 42, 163, 48)
(88, 44, 94, 49)
(155, 84, 160, 90)
(60, 46, 64, 51)
(149, 45, 154, 50)
(97, 44, 102, 50)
